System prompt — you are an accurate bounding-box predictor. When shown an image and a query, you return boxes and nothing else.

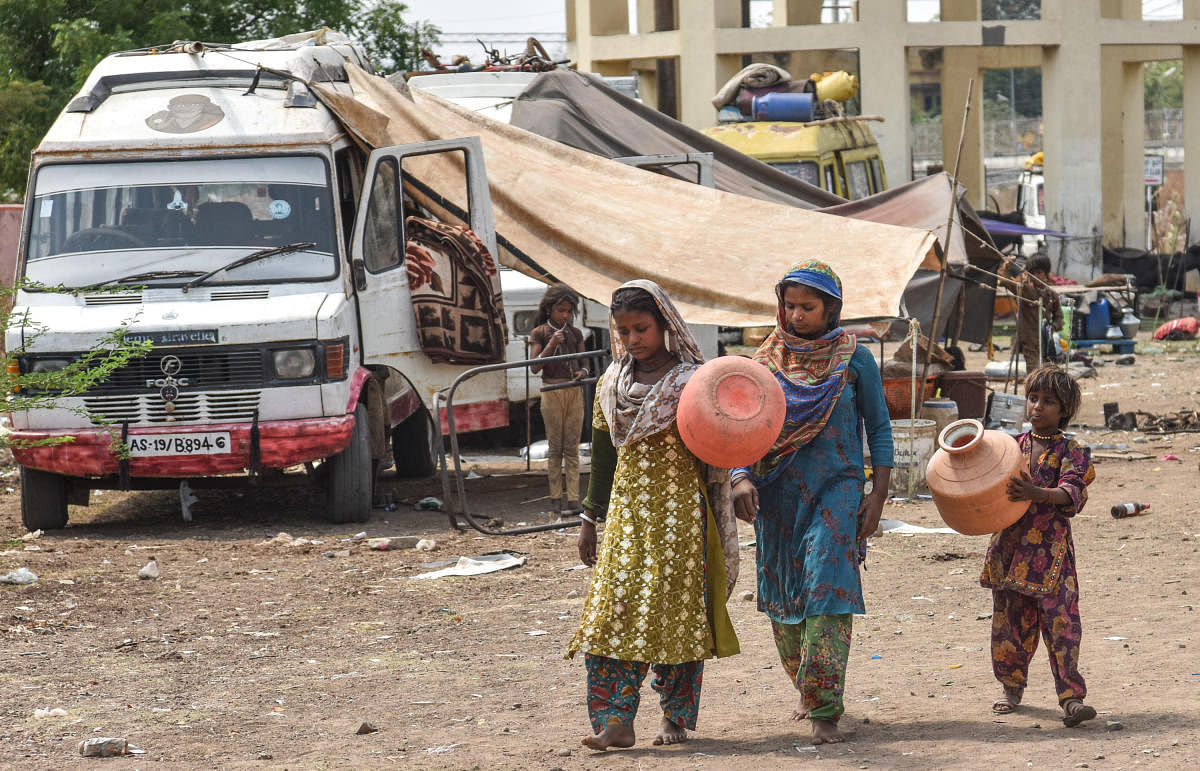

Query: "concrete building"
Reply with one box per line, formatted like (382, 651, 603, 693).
(567, 0, 1200, 281)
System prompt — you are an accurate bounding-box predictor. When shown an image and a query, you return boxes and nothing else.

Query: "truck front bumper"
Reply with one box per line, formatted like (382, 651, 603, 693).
(9, 415, 355, 478)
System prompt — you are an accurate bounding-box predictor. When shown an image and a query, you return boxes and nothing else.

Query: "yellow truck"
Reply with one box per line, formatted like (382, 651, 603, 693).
(702, 71, 887, 200)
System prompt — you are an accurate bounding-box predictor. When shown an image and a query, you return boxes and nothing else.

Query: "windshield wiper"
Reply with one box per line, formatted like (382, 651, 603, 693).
(181, 242, 317, 293)
(96, 270, 206, 287)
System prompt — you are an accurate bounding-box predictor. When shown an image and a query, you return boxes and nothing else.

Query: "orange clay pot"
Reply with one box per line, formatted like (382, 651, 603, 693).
(677, 356, 785, 469)
(925, 418, 1028, 535)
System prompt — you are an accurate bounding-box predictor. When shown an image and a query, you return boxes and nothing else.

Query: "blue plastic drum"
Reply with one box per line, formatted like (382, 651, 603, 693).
(751, 92, 814, 122)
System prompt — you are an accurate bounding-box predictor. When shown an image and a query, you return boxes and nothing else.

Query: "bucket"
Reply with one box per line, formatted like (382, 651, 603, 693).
(922, 399, 959, 437)
(889, 418, 937, 497)
(751, 91, 814, 122)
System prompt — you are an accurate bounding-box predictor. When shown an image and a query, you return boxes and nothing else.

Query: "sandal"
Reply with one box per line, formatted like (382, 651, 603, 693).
(992, 692, 1021, 714)
(1062, 699, 1097, 727)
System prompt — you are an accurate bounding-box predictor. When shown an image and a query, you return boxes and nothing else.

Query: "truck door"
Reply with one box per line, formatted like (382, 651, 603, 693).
(349, 137, 507, 417)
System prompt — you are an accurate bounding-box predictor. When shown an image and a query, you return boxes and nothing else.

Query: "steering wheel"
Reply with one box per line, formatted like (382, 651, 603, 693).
(62, 227, 145, 252)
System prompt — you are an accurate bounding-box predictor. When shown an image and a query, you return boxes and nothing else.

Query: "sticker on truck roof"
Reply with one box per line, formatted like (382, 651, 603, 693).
(146, 94, 224, 134)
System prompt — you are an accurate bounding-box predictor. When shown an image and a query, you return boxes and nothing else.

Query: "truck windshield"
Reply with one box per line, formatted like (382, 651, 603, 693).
(25, 156, 337, 288)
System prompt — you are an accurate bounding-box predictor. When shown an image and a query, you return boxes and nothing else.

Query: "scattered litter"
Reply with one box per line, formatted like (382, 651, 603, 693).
(739, 539, 757, 550)
(1161, 454, 1181, 461)
(413, 552, 526, 580)
(0, 567, 38, 585)
(137, 558, 160, 580)
(738, 590, 755, 601)
(796, 745, 818, 753)
(880, 519, 957, 535)
(21, 530, 42, 541)
(414, 538, 437, 552)
(33, 707, 68, 718)
(355, 721, 379, 735)
(414, 497, 444, 511)
(870, 654, 882, 660)
(425, 742, 462, 755)
(258, 532, 311, 547)
(563, 564, 588, 571)
(79, 738, 146, 757)
(527, 630, 548, 636)
(367, 536, 420, 551)
(465, 470, 483, 480)
(349, 532, 368, 541)
(1103, 636, 1128, 641)
(1105, 720, 1124, 732)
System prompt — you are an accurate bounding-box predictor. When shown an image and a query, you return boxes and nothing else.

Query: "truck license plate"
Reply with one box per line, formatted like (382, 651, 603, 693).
(128, 432, 231, 457)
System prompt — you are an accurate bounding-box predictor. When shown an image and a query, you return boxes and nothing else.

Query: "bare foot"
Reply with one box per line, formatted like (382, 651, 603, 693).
(652, 717, 688, 746)
(790, 702, 809, 721)
(811, 718, 845, 745)
(581, 723, 635, 751)
(992, 690, 1022, 715)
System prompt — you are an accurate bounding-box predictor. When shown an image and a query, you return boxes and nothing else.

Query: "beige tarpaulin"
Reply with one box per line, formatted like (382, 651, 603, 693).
(314, 65, 937, 326)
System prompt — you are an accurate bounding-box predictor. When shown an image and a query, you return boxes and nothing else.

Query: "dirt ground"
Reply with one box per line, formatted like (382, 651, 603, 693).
(2, 341, 1199, 770)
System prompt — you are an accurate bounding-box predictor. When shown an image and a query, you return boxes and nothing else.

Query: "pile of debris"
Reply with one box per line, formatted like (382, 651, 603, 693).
(1105, 402, 1200, 433)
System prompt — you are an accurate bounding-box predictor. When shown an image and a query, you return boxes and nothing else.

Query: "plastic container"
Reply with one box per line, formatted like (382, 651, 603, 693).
(814, 70, 857, 102)
(1085, 297, 1111, 339)
(937, 371, 988, 419)
(922, 399, 960, 437)
(677, 356, 786, 468)
(925, 419, 1028, 535)
(889, 418, 937, 496)
(986, 392, 1027, 434)
(751, 91, 814, 122)
(882, 377, 938, 419)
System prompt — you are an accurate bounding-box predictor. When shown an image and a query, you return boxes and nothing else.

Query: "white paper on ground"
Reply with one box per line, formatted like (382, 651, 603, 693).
(413, 553, 527, 579)
(880, 518, 959, 535)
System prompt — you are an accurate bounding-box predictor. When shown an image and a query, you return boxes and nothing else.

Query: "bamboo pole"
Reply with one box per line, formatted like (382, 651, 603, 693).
(918, 78, 974, 416)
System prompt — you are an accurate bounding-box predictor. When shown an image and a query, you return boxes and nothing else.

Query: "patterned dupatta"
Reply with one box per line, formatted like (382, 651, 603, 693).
(751, 262, 857, 479)
(596, 279, 739, 594)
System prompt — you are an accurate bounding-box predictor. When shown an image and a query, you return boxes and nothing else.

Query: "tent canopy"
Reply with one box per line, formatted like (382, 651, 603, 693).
(313, 65, 936, 326)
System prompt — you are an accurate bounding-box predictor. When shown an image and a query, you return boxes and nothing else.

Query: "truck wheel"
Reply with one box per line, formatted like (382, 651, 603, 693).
(391, 408, 439, 478)
(20, 467, 69, 531)
(327, 402, 373, 523)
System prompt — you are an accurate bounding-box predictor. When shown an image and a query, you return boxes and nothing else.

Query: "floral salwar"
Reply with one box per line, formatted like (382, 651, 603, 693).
(771, 614, 852, 721)
(990, 577, 1086, 704)
(584, 654, 703, 732)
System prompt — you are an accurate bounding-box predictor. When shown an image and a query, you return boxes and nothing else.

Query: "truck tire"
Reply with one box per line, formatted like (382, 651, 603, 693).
(327, 402, 373, 523)
(391, 408, 439, 478)
(20, 467, 69, 531)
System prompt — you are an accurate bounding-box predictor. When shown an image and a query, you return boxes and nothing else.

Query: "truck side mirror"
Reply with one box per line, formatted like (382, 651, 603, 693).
(352, 258, 367, 291)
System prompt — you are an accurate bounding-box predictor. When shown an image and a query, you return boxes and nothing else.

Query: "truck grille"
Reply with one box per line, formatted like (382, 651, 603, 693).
(84, 390, 262, 425)
(86, 348, 265, 395)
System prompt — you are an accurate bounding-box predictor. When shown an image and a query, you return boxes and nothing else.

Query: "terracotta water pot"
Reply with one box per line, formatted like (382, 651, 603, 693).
(925, 419, 1028, 535)
(677, 356, 785, 469)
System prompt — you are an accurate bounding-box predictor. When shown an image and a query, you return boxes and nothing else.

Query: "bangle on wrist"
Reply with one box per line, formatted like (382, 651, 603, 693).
(578, 511, 597, 525)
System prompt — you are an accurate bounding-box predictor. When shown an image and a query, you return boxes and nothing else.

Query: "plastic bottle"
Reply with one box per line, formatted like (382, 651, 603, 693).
(1110, 502, 1150, 518)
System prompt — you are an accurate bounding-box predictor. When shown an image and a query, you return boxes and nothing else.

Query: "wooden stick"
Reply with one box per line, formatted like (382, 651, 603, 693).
(919, 77, 974, 415)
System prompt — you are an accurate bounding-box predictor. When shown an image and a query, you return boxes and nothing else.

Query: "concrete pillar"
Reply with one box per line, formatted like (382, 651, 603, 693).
(858, 0, 913, 185)
(1100, 0, 1140, 18)
(772, 0, 822, 26)
(1184, 47, 1200, 236)
(940, 0, 980, 22)
(677, 0, 742, 129)
(1122, 61, 1148, 248)
(1184, 0, 1200, 19)
(636, 0, 655, 34)
(941, 48, 985, 207)
(589, 0, 630, 35)
(1041, 2, 1104, 280)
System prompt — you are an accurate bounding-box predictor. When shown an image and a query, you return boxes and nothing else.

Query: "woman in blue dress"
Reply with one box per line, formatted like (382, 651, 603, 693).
(732, 260, 893, 745)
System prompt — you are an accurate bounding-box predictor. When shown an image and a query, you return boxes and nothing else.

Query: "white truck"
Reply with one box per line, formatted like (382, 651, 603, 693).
(9, 33, 515, 529)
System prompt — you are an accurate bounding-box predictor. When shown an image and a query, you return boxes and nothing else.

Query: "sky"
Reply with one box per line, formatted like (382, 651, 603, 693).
(398, 0, 1184, 40)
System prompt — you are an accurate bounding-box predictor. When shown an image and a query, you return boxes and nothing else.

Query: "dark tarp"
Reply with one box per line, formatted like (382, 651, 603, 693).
(510, 69, 1000, 344)
(977, 215, 1070, 239)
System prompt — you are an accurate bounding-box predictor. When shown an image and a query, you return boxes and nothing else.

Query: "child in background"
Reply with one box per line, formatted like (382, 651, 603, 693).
(982, 364, 1097, 727)
(529, 283, 588, 516)
(1002, 254, 1064, 367)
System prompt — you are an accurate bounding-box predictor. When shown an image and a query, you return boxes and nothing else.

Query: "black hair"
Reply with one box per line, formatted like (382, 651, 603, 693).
(534, 283, 579, 326)
(776, 279, 842, 332)
(609, 286, 666, 326)
(1024, 364, 1082, 428)
(1026, 253, 1052, 276)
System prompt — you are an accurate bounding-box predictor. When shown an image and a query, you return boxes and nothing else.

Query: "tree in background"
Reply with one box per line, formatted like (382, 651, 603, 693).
(0, 0, 438, 200)
(1144, 60, 1182, 110)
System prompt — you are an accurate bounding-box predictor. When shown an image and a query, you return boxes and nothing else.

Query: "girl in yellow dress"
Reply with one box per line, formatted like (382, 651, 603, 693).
(568, 280, 742, 750)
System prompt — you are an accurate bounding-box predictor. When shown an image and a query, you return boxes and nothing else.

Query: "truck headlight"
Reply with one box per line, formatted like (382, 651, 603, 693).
(273, 349, 316, 379)
(30, 358, 71, 373)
